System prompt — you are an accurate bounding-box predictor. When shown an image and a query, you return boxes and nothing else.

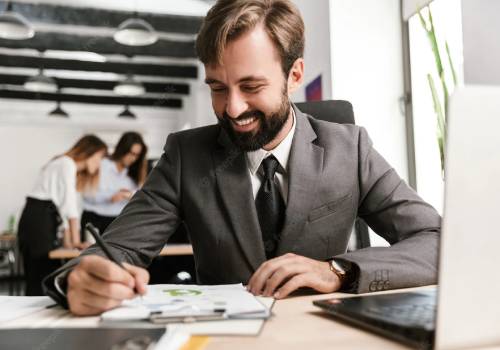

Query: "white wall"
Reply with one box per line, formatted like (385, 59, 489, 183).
(292, 0, 409, 187)
(294, 0, 408, 183)
(461, 0, 500, 85)
(329, 0, 407, 179)
(329, 0, 407, 246)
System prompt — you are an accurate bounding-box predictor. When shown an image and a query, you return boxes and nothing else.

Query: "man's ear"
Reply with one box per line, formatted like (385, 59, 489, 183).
(287, 58, 305, 94)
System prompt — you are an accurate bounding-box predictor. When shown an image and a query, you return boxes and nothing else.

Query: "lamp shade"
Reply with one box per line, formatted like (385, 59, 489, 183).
(113, 18, 158, 46)
(48, 101, 69, 118)
(0, 9, 35, 40)
(118, 105, 136, 118)
(113, 75, 145, 96)
(24, 72, 57, 93)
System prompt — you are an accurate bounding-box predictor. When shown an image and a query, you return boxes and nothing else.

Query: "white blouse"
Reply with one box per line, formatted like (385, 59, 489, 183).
(29, 155, 80, 221)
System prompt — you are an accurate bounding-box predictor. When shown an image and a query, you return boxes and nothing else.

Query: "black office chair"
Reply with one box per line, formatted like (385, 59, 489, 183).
(295, 100, 371, 250)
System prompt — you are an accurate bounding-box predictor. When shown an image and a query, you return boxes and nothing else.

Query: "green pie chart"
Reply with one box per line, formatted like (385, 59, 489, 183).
(162, 289, 202, 297)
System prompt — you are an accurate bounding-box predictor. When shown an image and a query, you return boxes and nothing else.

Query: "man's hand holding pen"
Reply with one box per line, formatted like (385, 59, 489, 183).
(67, 255, 149, 316)
(67, 223, 149, 316)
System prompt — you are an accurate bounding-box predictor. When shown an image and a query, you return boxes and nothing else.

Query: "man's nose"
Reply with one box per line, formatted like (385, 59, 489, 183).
(225, 91, 248, 118)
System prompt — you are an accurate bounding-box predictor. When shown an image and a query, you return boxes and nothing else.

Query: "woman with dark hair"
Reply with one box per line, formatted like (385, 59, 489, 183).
(81, 131, 148, 235)
(18, 134, 107, 295)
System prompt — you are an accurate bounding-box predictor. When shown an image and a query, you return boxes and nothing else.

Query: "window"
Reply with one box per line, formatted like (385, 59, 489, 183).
(407, 0, 464, 213)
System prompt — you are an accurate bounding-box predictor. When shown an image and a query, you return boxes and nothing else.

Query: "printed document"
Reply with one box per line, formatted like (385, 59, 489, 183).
(101, 283, 270, 322)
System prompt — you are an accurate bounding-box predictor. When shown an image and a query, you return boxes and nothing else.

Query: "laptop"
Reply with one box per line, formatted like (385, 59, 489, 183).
(313, 85, 500, 350)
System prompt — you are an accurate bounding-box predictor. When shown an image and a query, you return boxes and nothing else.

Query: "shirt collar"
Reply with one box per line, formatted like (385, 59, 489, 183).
(246, 107, 296, 175)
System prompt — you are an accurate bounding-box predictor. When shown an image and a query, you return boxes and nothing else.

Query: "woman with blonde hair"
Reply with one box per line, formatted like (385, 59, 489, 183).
(18, 134, 107, 295)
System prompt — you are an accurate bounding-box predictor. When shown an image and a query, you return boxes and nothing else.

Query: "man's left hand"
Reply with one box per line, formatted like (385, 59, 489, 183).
(246, 253, 342, 299)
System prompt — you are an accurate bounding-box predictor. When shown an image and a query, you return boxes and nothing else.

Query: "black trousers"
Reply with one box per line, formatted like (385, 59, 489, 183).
(80, 210, 116, 238)
(22, 255, 61, 296)
(18, 198, 62, 296)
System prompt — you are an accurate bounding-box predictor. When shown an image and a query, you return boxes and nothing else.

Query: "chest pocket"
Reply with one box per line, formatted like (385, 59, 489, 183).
(308, 193, 353, 222)
(293, 193, 354, 260)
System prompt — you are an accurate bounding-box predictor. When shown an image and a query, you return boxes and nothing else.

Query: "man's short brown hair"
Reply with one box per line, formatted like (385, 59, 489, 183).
(196, 0, 305, 76)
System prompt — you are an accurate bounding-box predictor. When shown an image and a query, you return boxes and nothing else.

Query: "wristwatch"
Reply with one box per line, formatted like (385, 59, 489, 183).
(329, 259, 347, 283)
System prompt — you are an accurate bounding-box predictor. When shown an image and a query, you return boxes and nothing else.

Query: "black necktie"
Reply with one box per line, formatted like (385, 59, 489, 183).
(255, 155, 286, 259)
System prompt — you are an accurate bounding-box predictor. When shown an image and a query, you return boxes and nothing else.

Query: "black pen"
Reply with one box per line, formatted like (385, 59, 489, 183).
(85, 222, 142, 297)
(85, 223, 125, 268)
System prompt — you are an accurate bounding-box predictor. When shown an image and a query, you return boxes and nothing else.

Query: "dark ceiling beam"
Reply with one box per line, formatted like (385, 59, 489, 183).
(0, 32, 197, 58)
(0, 73, 190, 95)
(1, 1, 203, 35)
(0, 54, 198, 79)
(0, 89, 182, 108)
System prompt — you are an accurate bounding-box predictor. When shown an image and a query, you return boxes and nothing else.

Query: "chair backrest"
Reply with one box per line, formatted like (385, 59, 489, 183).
(295, 100, 355, 125)
(295, 100, 371, 250)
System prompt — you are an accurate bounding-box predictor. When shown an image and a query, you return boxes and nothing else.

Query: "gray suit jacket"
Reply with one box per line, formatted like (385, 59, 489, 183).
(44, 105, 441, 305)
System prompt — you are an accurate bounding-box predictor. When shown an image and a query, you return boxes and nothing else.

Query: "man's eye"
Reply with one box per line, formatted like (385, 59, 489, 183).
(211, 87, 227, 93)
(242, 86, 262, 93)
(210, 86, 227, 92)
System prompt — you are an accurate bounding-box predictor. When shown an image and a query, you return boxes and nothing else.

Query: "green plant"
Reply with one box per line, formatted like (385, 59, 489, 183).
(418, 6, 457, 175)
(7, 214, 16, 234)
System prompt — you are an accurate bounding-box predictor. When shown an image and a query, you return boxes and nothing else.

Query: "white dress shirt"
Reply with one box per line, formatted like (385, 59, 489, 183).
(246, 109, 296, 204)
(82, 158, 138, 217)
(29, 155, 80, 222)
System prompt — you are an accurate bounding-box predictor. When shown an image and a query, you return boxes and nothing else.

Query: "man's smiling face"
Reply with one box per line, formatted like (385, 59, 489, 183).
(204, 24, 297, 151)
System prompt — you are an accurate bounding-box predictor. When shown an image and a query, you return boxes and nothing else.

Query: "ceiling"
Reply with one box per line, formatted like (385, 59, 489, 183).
(0, 1, 209, 110)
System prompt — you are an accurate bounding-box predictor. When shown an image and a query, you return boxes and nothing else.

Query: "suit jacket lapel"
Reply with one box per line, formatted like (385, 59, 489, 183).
(213, 128, 266, 271)
(276, 106, 324, 255)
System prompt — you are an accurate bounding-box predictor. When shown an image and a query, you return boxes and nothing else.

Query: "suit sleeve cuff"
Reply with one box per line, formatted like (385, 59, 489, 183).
(42, 270, 70, 309)
(54, 270, 70, 297)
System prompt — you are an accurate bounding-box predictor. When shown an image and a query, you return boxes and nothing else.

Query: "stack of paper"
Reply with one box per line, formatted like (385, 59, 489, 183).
(0, 297, 54, 324)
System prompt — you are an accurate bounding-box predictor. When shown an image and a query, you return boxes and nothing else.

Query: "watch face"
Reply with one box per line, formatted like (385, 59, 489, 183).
(330, 260, 346, 276)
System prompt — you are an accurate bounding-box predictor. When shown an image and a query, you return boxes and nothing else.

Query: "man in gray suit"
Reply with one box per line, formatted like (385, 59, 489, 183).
(44, 0, 440, 316)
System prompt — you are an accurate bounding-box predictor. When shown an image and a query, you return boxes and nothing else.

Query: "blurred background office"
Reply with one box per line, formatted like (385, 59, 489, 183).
(1, 0, 499, 295)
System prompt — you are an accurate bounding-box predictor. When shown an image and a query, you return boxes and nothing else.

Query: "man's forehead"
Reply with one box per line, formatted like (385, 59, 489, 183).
(203, 25, 282, 83)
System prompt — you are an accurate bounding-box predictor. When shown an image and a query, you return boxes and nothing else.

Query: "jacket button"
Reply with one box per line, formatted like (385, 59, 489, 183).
(377, 281, 385, 291)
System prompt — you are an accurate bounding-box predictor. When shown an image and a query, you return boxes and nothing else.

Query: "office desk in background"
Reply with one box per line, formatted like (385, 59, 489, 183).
(49, 244, 193, 259)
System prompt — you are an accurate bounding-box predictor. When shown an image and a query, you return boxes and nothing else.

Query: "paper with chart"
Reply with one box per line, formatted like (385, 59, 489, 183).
(101, 283, 270, 321)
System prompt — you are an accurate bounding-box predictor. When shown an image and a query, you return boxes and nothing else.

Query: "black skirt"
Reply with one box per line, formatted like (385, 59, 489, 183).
(18, 197, 63, 295)
(18, 197, 62, 259)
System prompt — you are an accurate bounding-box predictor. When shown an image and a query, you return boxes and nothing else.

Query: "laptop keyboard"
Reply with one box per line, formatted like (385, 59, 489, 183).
(365, 303, 436, 328)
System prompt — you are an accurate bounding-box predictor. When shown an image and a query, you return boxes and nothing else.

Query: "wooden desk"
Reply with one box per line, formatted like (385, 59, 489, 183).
(206, 288, 436, 350)
(48, 244, 193, 259)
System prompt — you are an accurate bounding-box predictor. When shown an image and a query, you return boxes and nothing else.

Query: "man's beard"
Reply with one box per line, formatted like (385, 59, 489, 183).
(218, 88, 291, 152)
